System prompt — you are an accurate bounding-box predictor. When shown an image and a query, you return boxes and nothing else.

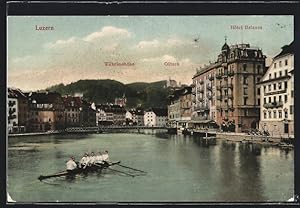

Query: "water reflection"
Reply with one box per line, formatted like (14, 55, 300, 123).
(237, 143, 265, 201)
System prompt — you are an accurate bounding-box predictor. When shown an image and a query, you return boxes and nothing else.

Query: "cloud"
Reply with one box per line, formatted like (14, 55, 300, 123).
(44, 26, 131, 49)
(83, 26, 131, 42)
(45, 37, 77, 48)
(136, 39, 160, 49)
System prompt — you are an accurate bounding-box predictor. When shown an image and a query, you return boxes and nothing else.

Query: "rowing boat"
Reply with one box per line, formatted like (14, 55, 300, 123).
(38, 161, 121, 181)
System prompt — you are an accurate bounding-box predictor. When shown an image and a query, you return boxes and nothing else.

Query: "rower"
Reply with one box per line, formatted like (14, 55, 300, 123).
(66, 156, 77, 172)
(79, 153, 89, 169)
(88, 152, 96, 166)
(95, 152, 104, 165)
(102, 150, 110, 165)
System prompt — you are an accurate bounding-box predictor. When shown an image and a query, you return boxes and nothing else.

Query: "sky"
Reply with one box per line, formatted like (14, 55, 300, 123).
(7, 16, 293, 91)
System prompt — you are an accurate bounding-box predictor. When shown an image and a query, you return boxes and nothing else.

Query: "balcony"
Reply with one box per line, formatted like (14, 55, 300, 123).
(263, 101, 283, 109)
(208, 75, 214, 81)
(194, 105, 209, 112)
(216, 95, 222, 100)
(198, 88, 204, 93)
(216, 74, 222, 79)
(207, 94, 212, 100)
(228, 71, 235, 76)
(206, 84, 212, 91)
(222, 71, 228, 78)
(221, 83, 233, 89)
(199, 80, 204, 85)
(264, 88, 287, 96)
(216, 86, 222, 91)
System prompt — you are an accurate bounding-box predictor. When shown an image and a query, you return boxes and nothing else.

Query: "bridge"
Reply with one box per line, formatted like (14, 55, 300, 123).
(64, 126, 167, 133)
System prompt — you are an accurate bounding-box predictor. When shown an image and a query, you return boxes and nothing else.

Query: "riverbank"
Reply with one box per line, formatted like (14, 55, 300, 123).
(8, 131, 60, 137)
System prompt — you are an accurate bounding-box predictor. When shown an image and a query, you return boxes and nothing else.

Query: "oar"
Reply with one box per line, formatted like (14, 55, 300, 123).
(117, 164, 147, 173)
(93, 163, 135, 177)
(107, 167, 136, 177)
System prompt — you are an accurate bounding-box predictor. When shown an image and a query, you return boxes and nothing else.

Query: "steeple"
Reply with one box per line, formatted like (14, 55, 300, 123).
(221, 35, 230, 52)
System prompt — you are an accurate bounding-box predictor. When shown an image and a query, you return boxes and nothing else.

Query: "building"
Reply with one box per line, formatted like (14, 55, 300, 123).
(63, 96, 81, 127)
(136, 107, 145, 126)
(168, 86, 193, 129)
(115, 94, 127, 107)
(258, 41, 294, 138)
(192, 39, 266, 132)
(8, 88, 29, 133)
(27, 91, 65, 132)
(144, 108, 168, 127)
(8, 89, 19, 133)
(79, 99, 96, 127)
(191, 64, 218, 130)
(96, 104, 126, 126)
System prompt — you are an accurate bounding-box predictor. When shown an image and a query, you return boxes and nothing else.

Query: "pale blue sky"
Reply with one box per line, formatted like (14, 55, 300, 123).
(7, 16, 293, 90)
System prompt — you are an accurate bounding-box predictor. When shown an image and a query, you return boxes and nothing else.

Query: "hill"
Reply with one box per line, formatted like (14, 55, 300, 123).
(46, 79, 170, 109)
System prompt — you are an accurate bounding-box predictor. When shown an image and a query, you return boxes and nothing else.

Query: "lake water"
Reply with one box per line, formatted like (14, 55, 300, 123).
(7, 131, 294, 202)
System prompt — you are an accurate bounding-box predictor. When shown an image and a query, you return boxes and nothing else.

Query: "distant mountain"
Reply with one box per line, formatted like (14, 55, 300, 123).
(46, 79, 170, 109)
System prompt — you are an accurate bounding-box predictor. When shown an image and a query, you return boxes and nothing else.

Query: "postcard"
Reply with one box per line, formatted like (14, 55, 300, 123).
(7, 14, 295, 203)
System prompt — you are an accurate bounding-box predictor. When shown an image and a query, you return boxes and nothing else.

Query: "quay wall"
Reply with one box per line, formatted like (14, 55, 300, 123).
(216, 132, 282, 143)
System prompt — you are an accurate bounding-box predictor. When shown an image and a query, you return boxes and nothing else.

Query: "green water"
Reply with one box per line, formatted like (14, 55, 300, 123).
(7, 131, 294, 202)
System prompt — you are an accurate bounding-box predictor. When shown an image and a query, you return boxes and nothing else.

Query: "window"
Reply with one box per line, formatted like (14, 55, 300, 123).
(284, 111, 288, 119)
(268, 85, 271, 91)
(273, 83, 276, 90)
(264, 98, 266, 104)
(269, 74, 271, 79)
(284, 81, 288, 89)
(274, 96, 276, 102)
(264, 112, 267, 119)
(291, 90, 294, 98)
(243, 64, 247, 71)
(290, 105, 294, 115)
(244, 109, 248, 116)
(285, 69, 288, 76)
(274, 63, 277, 68)
(257, 65, 261, 73)
(257, 77, 261, 82)
(243, 87, 248, 95)
(279, 110, 282, 118)
(257, 88, 260, 95)
(264, 85, 266, 93)
(273, 110, 277, 119)
(258, 98, 260, 105)
(269, 111, 272, 119)
(268, 97, 271, 103)
(285, 59, 288, 66)
(279, 61, 282, 67)
(279, 95, 282, 102)
(279, 71, 282, 77)
(243, 76, 248, 85)
(274, 72, 277, 78)
(244, 97, 248, 105)
(278, 82, 282, 90)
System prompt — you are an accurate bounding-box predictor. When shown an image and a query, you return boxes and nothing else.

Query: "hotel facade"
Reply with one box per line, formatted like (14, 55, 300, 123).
(258, 41, 294, 138)
(192, 41, 266, 133)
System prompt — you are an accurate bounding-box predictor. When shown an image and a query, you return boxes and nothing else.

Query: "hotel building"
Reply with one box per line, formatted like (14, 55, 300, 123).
(258, 41, 294, 138)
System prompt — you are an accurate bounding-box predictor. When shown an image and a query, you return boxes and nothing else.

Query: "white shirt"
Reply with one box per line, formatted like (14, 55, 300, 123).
(89, 156, 96, 164)
(95, 155, 103, 163)
(79, 156, 89, 165)
(102, 153, 109, 161)
(66, 159, 77, 170)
